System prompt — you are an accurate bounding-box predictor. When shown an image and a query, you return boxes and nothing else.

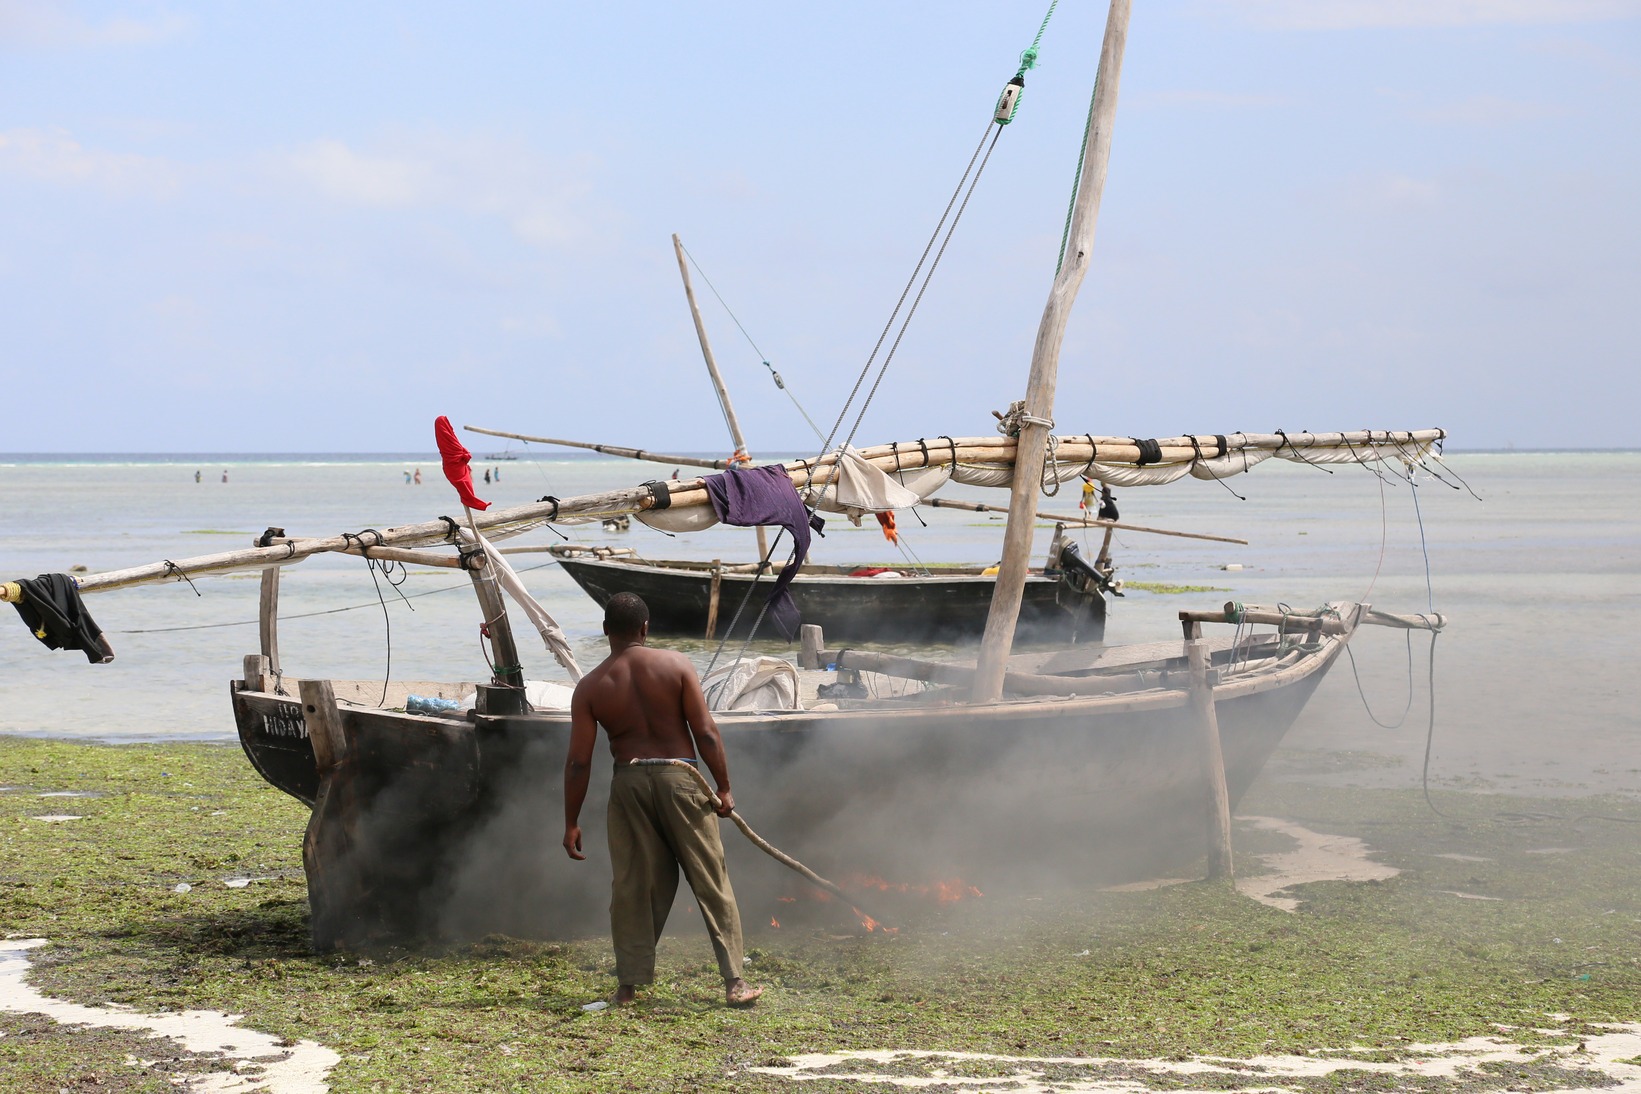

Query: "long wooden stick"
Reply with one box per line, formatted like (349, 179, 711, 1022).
(923, 497, 1248, 545)
(462, 426, 730, 470)
(631, 758, 888, 926)
(674, 233, 770, 561)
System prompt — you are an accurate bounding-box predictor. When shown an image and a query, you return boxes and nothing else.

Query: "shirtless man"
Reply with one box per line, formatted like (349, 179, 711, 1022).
(564, 592, 762, 1008)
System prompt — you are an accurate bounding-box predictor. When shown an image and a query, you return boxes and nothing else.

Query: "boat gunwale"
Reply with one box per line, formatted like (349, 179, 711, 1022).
(233, 625, 1350, 732)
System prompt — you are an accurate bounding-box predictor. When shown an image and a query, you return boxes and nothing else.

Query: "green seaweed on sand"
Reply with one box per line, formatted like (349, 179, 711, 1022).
(1124, 582, 1231, 595)
(1, 736, 1638, 1092)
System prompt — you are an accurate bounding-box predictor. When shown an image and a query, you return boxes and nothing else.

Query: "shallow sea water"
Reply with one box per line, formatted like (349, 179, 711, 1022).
(0, 449, 1636, 797)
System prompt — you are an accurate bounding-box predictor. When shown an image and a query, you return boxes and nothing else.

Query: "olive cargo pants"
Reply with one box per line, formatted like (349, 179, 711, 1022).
(607, 763, 745, 985)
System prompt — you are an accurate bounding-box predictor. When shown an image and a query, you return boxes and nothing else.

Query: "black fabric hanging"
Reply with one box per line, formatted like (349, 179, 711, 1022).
(9, 574, 115, 663)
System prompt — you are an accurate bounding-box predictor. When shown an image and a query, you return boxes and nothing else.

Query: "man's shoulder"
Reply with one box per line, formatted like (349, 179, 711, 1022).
(572, 660, 617, 694)
(636, 645, 695, 673)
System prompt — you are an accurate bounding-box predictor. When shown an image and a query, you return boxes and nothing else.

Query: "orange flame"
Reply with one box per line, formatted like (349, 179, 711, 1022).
(840, 874, 983, 903)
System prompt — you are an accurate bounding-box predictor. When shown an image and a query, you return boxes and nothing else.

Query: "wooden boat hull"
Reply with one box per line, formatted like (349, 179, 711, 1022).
(232, 619, 1349, 949)
(554, 554, 1106, 645)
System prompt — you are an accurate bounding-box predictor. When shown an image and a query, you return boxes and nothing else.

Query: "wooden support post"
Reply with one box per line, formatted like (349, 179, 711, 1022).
(258, 567, 281, 677)
(466, 554, 524, 689)
(1185, 629, 1235, 881)
(242, 654, 270, 692)
(298, 679, 359, 951)
(1096, 525, 1116, 572)
(705, 561, 723, 641)
(798, 624, 825, 670)
(300, 679, 346, 775)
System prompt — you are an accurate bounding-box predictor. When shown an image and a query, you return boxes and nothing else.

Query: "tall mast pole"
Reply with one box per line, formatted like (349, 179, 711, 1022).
(972, 0, 1131, 703)
(673, 232, 770, 562)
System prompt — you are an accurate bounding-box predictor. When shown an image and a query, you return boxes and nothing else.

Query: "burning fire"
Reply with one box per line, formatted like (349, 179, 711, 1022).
(841, 874, 984, 903)
(769, 873, 982, 935)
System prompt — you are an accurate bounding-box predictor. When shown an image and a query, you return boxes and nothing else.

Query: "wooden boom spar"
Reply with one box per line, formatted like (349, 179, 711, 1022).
(461, 426, 732, 471)
(55, 427, 1444, 596)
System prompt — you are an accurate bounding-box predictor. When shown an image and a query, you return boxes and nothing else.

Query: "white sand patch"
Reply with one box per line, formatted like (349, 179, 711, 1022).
(1235, 816, 1399, 912)
(749, 1025, 1641, 1091)
(1432, 852, 1492, 862)
(39, 791, 98, 798)
(1527, 847, 1577, 855)
(0, 939, 338, 1093)
(32, 814, 84, 823)
(1438, 890, 1504, 901)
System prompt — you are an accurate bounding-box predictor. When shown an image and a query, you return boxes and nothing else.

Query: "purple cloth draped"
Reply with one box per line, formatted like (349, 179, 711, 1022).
(701, 465, 810, 640)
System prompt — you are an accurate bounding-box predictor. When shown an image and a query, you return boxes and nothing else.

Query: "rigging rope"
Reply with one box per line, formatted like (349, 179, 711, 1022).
(679, 241, 829, 446)
(807, 6, 1059, 498)
(805, 115, 1000, 497)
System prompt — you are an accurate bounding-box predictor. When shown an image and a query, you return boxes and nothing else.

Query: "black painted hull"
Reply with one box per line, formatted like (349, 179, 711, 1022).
(555, 556, 1105, 645)
(233, 623, 1348, 947)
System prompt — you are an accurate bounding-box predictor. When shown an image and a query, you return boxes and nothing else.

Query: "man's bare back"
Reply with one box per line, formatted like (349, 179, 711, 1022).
(574, 644, 708, 764)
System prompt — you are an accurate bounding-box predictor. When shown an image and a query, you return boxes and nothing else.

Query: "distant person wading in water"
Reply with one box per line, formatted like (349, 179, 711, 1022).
(563, 592, 762, 1008)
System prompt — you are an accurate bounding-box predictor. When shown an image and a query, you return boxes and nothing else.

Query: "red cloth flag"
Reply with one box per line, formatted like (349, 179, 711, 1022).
(434, 416, 489, 511)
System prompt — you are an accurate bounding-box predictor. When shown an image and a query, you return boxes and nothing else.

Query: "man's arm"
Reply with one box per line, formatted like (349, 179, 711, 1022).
(563, 684, 598, 860)
(679, 657, 735, 817)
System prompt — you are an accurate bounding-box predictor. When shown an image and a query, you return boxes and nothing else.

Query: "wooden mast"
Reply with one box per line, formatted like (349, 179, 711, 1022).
(972, 0, 1131, 703)
(672, 233, 771, 563)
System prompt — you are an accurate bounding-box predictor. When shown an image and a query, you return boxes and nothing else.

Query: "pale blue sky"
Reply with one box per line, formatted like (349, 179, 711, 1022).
(3, 1, 1637, 453)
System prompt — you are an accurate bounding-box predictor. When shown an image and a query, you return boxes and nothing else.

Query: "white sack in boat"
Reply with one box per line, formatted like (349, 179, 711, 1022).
(701, 656, 801, 712)
(636, 506, 720, 533)
(457, 680, 574, 712)
(805, 445, 923, 523)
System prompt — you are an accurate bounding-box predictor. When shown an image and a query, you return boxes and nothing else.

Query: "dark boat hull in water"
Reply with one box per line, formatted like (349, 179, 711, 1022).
(232, 611, 1355, 949)
(552, 548, 1108, 645)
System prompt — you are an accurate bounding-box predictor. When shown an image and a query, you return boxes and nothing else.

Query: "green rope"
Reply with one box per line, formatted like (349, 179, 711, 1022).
(1019, 0, 1057, 76)
(996, 0, 1059, 126)
(1055, 74, 1100, 275)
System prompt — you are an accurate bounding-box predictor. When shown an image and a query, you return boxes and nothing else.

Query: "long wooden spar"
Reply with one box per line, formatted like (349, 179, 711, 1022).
(51, 426, 1444, 596)
(465, 426, 1448, 476)
(922, 497, 1248, 546)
